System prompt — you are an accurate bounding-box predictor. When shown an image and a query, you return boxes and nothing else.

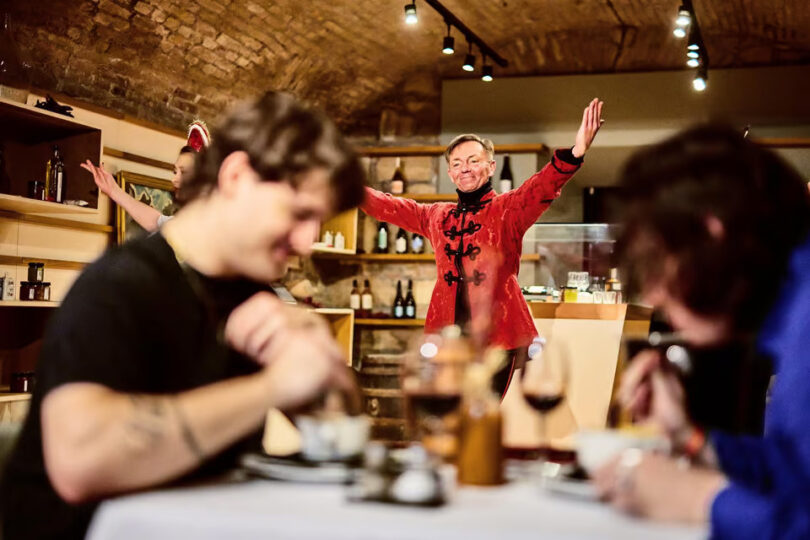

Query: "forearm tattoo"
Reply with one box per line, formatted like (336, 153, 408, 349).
(170, 398, 206, 460)
(125, 395, 205, 461)
(125, 395, 170, 452)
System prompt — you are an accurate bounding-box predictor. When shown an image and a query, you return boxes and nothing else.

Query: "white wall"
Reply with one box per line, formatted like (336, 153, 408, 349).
(440, 65, 810, 221)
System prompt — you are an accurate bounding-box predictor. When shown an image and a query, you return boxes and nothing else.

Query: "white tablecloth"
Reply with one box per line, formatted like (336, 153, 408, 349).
(87, 478, 705, 540)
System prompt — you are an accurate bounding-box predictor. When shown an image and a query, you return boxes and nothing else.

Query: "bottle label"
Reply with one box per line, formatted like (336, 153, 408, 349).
(350, 295, 360, 310)
(394, 305, 404, 318)
(499, 179, 512, 193)
(377, 230, 387, 250)
(361, 294, 373, 310)
(406, 305, 415, 318)
(412, 237, 424, 253)
(56, 171, 63, 203)
(395, 237, 407, 253)
(391, 180, 404, 194)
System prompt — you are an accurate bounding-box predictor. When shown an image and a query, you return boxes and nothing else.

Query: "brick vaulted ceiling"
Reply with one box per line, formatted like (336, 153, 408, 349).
(4, 0, 810, 136)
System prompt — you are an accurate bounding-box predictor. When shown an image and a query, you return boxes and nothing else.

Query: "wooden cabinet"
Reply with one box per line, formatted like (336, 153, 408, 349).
(0, 97, 108, 397)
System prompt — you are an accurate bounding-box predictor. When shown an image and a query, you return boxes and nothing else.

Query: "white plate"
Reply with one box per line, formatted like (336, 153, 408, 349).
(240, 453, 356, 484)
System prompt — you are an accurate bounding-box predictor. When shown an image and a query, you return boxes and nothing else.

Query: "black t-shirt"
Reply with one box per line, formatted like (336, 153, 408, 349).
(1, 233, 267, 539)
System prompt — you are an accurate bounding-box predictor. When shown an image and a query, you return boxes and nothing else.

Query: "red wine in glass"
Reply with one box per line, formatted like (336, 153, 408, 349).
(523, 393, 564, 413)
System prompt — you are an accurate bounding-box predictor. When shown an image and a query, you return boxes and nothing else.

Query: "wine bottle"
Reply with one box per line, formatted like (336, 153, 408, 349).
(374, 222, 389, 253)
(393, 280, 405, 319)
(411, 233, 425, 254)
(0, 146, 11, 194)
(361, 279, 373, 317)
(350, 279, 360, 311)
(46, 145, 65, 203)
(395, 228, 408, 254)
(405, 279, 416, 319)
(390, 157, 406, 195)
(499, 155, 513, 194)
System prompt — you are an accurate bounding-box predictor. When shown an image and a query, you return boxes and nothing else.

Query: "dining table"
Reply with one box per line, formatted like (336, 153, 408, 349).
(86, 468, 706, 540)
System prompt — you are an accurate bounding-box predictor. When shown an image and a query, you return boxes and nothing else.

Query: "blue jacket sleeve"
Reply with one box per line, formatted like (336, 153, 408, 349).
(711, 483, 810, 539)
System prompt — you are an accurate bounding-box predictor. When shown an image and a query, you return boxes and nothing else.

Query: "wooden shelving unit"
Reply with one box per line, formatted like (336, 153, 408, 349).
(0, 193, 96, 215)
(355, 318, 425, 327)
(312, 252, 540, 263)
(393, 193, 457, 202)
(313, 308, 355, 364)
(0, 300, 60, 308)
(357, 143, 548, 157)
(0, 254, 88, 271)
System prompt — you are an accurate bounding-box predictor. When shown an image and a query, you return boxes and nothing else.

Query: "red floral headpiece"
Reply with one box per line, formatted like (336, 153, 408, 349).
(186, 120, 211, 152)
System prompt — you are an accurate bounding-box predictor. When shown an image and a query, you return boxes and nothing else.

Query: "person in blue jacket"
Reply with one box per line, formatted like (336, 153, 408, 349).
(593, 124, 810, 538)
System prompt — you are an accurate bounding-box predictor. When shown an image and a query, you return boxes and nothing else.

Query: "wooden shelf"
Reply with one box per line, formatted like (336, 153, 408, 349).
(313, 253, 541, 263)
(0, 209, 112, 233)
(355, 318, 425, 327)
(357, 143, 548, 157)
(0, 193, 96, 215)
(394, 193, 457, 202)
(0, 300, 60, 308)
(0, 254, 88, 270)
(754, 137, 810, 149)
(313, 308, 354, 316)
(310, 246, 356, 255)
(0, 393, 32, 403)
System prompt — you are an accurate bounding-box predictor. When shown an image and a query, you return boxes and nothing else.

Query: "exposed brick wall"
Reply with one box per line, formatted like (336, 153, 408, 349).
(5, 0, 808, 137)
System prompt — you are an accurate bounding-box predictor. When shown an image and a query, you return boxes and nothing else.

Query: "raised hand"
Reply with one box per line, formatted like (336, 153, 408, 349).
(80, 160, 120, 197)
(572, 98, 604, 158)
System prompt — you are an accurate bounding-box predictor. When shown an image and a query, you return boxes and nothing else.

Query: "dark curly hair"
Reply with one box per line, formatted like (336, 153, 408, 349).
(179, 91, 365, 213)
(615, 124, 810, 333)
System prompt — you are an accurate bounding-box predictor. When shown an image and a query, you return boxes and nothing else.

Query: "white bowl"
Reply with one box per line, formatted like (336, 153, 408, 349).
(296, 414, 370, 462)
(575, 429, 669, 475)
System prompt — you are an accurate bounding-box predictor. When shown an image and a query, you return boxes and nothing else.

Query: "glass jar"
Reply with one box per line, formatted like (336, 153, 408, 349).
(40, 282, 51, 301)
(19, 281, 34, 301)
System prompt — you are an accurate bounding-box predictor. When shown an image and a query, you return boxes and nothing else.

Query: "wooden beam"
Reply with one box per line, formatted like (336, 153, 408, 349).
(103, 147, 175, 171)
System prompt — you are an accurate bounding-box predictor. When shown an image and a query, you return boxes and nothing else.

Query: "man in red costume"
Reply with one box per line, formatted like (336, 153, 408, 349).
(361, 98, 604, 396)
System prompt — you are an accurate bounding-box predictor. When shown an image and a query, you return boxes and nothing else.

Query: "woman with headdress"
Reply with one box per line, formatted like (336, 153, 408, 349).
(81, 121, 210, 231)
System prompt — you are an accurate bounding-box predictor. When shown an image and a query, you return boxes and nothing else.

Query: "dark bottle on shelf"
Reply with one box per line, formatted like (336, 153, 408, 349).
(390, 157, 406, 195)
(360, 278, 373, 317)
(0, 145, 11, 194)
(411, 233, 425, 254)
(374, 222, 389, 253)
(350, 279, 360, 311)
(395, 228, 409, 254)
(405, 279, 416, 319)
(499, 155, 513, 194)
(46, 145, 65, 203)
(392, 280, 405, 319)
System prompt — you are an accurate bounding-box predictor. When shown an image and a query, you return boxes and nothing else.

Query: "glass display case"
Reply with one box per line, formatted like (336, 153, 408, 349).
(519, 223, 619, 294)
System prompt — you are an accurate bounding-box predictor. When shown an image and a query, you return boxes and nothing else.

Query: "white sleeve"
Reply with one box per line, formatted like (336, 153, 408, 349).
(156, 214, 173, 228)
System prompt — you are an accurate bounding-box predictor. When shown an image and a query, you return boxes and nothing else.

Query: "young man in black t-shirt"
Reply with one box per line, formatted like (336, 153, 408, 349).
(1, 92, 365, 539)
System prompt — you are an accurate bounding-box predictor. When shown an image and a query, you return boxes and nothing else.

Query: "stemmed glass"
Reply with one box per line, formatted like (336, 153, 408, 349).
(521, 339, 570, 458)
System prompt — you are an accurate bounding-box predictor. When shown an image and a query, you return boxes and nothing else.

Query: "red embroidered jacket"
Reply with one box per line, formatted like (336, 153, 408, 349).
(361, 149, 581, 350)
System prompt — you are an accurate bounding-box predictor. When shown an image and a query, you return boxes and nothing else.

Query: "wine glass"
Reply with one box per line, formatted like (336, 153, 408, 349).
(521, 339, 570, 459)
(402, 332, 466, 460)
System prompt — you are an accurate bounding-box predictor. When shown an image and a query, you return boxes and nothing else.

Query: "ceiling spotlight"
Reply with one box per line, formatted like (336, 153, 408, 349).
(675, 6, 691, 27)
(404, 2, 417, 25)
(673, 26, 687, 38)
(686, 57, 700, 67)
(482, 64, 493, 81)
(687, 50, 699, 59)
(693, 67, 708, 92)
(442, 24, 454, 54)
(463, 42, 475, 71)
(463, 53, 476, 72)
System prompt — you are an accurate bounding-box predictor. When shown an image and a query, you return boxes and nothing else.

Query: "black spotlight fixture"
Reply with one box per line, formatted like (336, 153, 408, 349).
(481, 63, 493, 82)
(442, 24, 454, 54)
(462, 42, 475, 72)
(404, 1, 417, 24)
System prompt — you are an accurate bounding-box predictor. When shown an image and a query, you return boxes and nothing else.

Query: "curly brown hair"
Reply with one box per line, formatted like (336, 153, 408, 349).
(615, 124, 810, 333)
